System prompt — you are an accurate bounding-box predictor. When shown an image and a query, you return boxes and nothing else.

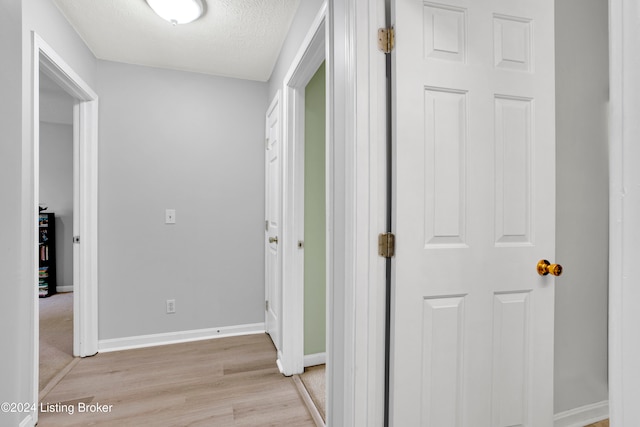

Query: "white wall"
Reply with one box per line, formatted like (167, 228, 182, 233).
(554, 0, 609, 414)
(96, 60, 268, 340)
(267, 0, 326, 101)
(39, 122, 74, 290)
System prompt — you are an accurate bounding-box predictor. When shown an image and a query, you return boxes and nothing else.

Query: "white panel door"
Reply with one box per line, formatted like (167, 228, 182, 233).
(391, 0, 556, 426)
(265, 93, 282, 353)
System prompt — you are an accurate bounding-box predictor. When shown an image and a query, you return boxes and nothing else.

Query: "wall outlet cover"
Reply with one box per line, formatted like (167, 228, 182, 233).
(166, 299, 176, 314)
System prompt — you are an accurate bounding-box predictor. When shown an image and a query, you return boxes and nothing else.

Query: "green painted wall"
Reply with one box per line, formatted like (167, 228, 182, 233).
(304, 62, 326, 356)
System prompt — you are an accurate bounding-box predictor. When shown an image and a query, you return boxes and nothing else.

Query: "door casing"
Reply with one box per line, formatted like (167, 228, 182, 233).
(279, 2, 327, 377)
(32, 32, 99, 419)
(325, 0, 388, 425)
(609, 0, 640, 424)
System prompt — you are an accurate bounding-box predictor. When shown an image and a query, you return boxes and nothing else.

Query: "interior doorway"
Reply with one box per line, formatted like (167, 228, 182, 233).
(263, 4, 328, 422)
(278, 4, 327, 378)
(38, 70, 76, 396)
(296, 60, 327, 424)
(301, 60, 326, 369)
(32, 33, 99, 413)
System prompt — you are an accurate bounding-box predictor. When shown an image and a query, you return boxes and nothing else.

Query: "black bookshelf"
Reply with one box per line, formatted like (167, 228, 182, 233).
(39, 212, 57, 298)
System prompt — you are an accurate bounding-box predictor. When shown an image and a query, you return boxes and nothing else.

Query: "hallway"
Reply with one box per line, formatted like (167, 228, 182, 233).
(37, 334, 314, 426)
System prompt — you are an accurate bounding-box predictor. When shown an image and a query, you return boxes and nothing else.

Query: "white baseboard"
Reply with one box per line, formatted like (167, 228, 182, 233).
(554, 400, 609, 427)
(56, 286, 73, 293)
(98, 322, 265, 353)
(19, 413, 34, 427)
(304, 352, 326, 367)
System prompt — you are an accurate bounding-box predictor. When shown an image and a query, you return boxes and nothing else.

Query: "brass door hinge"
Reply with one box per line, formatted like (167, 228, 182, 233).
(378, 27, 395, 54)
(378, 232, 395, 258)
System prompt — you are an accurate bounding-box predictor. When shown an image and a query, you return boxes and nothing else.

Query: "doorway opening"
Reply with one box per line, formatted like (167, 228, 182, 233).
(301, 61, 326, 369)
(276, 3, 327, 378)
(297, 60, 327, 423)
(263, 3, 328, 422)
(32, 33, 99, 411)
(38, 70, 76, 397)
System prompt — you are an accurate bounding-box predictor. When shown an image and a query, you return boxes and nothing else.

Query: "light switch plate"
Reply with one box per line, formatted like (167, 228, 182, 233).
(165, 209, 176, 224)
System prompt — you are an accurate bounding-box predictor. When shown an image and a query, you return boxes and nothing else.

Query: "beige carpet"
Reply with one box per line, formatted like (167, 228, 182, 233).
(300, 364, 326, 422)
(39, 292, 74, 392)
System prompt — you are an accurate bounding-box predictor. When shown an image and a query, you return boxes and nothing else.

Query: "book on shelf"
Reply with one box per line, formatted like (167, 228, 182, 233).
(40, 245, 49, 261)
(39, 266, 49, 278)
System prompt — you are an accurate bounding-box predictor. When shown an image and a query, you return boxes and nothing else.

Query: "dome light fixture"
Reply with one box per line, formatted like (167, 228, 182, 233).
(146, 0, 204, 26)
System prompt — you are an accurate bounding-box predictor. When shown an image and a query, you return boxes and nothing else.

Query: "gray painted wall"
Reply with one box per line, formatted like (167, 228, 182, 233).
(267, 0, 325, 101)
(0, 0, 96, 424)
(0, 0, 29, 425)
(23, 0, 98, 90)
(39, 122, 74, 290)
(555, 0, 609, 413)
(96, 60, 268, 340)
(40, 72, 74, 126)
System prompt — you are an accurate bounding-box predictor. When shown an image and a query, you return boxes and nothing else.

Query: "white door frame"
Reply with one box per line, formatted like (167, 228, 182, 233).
(282, 6, 388, 425)
(32, 32, 99, 408)
(609, 0, 640, 424)
(280, 3, 327, 377)
(326, 0, 387, 425)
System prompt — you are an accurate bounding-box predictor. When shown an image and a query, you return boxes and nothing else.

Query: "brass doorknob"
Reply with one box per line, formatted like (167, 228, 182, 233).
(269, 236, 278, 244)
(537, 259, 563, 276)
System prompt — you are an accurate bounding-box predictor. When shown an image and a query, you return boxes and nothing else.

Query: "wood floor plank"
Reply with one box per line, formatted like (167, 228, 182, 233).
(37, 334, 314, 426)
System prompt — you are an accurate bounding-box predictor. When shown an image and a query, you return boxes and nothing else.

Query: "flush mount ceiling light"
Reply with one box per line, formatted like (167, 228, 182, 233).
(146, 0, 204, 26)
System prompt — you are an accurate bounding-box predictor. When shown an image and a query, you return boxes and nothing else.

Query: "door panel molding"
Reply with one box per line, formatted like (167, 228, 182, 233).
(390, 0, 556, 425)
(265, 90, 282, 358)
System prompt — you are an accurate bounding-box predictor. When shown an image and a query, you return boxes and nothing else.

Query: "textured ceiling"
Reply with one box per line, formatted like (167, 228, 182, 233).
(52, 0, 300, 82)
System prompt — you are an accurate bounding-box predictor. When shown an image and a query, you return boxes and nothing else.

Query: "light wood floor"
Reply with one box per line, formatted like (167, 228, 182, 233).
(585, 420, 609, 427)
(38, 334, 314, 426)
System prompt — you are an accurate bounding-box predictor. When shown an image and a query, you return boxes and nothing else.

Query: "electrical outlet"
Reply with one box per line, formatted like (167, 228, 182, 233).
(166, 299, 176, 314)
